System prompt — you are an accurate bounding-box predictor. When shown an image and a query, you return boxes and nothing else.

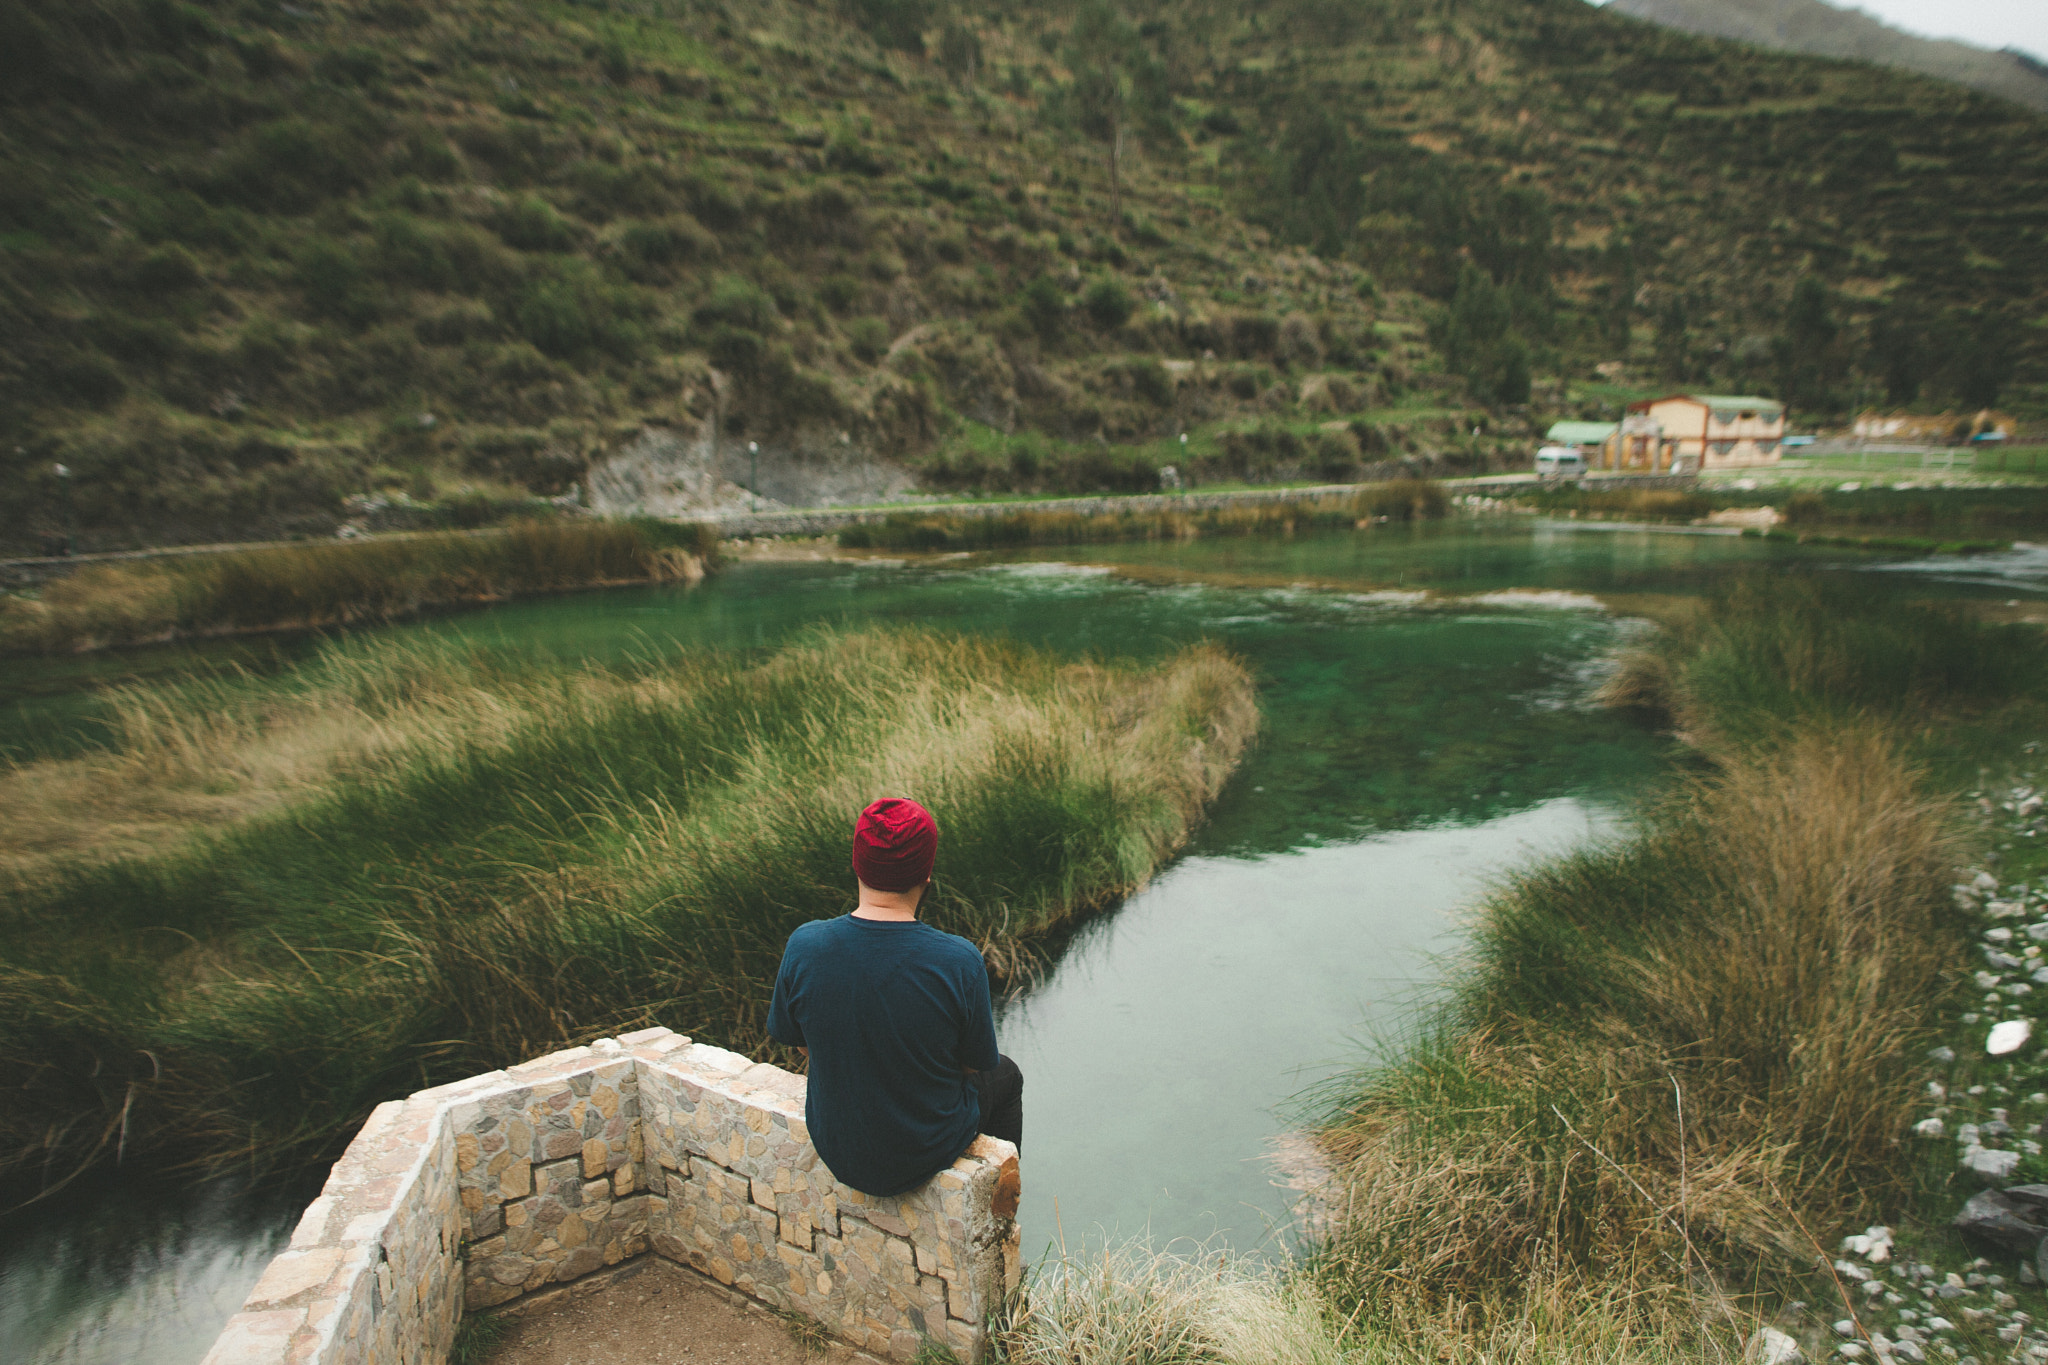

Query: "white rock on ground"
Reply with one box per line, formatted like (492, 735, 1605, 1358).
(1964, 1148, 2024, 1180)
(1989, 1019, 2034, 1056)
(1749, 1327, 1804, 1365)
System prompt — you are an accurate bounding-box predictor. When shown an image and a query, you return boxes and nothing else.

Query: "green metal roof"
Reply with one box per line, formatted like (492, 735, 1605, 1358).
(1546, 421, 1619, 443)
(1678, 394, 1785, 412)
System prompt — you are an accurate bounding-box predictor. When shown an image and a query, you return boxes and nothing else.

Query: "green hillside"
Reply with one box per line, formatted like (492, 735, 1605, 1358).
(0, 0, 2042, 550)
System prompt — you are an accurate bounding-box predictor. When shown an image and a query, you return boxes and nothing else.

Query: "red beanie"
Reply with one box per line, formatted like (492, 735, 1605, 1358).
(851, 797, 938, 892)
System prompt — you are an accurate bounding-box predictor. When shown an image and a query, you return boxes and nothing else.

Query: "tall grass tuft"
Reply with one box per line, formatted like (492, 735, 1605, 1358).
(1521, 487, 1714, 522)
(0, 518, 719, 655)
(1308, 728, 1963, 1319)
(0, 628, 1256, 1185)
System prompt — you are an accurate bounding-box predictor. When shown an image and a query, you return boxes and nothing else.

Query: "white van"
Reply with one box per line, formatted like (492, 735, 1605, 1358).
(1535, 445, 1587, 480)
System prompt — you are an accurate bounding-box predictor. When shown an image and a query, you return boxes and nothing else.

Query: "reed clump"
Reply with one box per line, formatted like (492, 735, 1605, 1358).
(835, 484, 1447, 552)
(0, 627, 1257, 1185)
(0, 518, 719, 655)
(1353, 478, 1449, 522)
(1522, 487, 1715, 521)
(1307, 729, 1963, 1318)
(1596, 571, 2048, 752)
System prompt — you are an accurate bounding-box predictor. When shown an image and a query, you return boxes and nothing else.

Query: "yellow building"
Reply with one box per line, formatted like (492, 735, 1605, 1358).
(1626, 394, 1786, 468)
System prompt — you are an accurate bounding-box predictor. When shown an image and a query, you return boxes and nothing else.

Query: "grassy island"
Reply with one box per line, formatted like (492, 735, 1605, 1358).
(0, 517, 721, 656)
(0, 627, 1256, 1187)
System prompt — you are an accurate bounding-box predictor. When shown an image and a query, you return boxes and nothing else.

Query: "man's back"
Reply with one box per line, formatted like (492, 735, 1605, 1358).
(767, 913, 1000, 1197)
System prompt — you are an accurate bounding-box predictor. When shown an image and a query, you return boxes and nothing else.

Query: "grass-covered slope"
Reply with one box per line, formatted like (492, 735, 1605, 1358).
(0, 626, 1257, 1185)
(2, 0, 2042, 552)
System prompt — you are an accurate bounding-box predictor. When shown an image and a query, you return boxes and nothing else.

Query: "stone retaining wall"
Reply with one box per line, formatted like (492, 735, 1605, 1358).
(202, 1028, 1020, 1365)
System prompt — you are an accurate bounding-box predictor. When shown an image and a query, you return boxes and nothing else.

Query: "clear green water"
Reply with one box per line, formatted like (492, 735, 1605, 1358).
(5, 519, 2039, 1360)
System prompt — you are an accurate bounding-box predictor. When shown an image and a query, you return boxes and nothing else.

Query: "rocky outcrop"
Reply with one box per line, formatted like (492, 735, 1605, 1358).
(583, 424, 917, 519)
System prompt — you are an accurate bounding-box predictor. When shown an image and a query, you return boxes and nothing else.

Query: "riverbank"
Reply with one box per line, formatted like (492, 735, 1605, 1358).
(0, 519, 720, 656)
(965, 574, 2048, 1365)
(1293, 573, 2048, 1355)
(1530, 483, 2048, 549)
(24, 476, 2041, 663)
(0, 627, 1255, 1192)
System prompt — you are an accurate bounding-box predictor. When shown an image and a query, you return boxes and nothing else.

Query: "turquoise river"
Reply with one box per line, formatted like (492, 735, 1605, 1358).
(5, 518, 2043, 1364)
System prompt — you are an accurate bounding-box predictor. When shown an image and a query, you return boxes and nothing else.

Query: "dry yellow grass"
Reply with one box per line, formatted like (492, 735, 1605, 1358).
(0, 637, 594, 877)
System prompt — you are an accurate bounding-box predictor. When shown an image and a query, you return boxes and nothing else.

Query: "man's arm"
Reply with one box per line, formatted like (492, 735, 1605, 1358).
(957, 951, 1001, 1074)
(765, 939, 807, 1050)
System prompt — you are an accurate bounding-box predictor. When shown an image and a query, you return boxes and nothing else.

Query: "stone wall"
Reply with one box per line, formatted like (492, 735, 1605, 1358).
(202, 1028, 1021, 1365)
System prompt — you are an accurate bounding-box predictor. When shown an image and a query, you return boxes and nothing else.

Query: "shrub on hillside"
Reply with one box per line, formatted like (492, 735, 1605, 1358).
(491, 194, 577, 252)
(205, 116, 368, 212)
(513, 263, 642, 360)
(819, 273, 864, 314)
(372, 215, 513, 294)
(119, 244, 205, 294)
(682, 172, 747, 231)
(1218, 422, 1303, 482)
(1276, 311, 1322, 368)
(1228, 313, 1279, 359)
(565, 159, 675, 221)
(42, 350, 128, 408)
(846, 317, 891, 364)
(294, 238, 377, 325)
(1083, 277, 1135, 330)
(692, 274, 779, 333)
(1309, 428, 1360, 481)
(604, 216, 719, 281)
(1019, 275, 1066, 344)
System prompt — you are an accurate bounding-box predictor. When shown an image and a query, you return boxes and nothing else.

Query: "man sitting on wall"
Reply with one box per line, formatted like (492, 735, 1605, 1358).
(766, 797, 1024, 1197)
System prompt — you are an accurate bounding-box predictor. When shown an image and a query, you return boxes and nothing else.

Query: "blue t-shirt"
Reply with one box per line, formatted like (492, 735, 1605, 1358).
(766, 914, 1000, 1196)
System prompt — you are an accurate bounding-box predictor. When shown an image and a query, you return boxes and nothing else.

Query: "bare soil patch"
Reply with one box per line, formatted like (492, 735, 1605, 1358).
(483, 1258, 881, 1365)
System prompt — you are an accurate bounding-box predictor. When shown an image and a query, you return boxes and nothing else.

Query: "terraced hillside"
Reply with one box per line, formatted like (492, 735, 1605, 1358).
(0, 0, 2042, 550)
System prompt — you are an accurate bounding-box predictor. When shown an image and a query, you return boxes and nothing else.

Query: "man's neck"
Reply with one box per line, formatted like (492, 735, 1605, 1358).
(851, 882, 925, 921)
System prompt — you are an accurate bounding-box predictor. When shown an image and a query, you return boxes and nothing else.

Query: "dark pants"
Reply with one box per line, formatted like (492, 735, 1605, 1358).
(969, 1054, 1023, 1149)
